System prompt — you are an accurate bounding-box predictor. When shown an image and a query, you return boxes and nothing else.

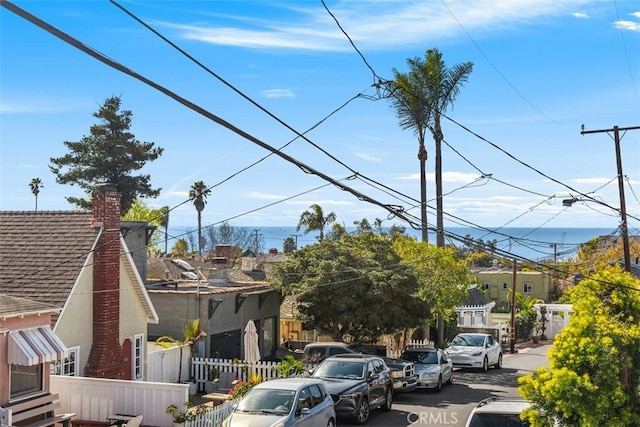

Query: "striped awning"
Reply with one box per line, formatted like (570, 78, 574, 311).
(8, 326, 67, 366)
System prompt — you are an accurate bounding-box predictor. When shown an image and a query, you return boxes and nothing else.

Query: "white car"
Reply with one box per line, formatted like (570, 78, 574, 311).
(464, 397, 531, 427)
(222, 378, 336, 427)
(445, 333, 502, 371)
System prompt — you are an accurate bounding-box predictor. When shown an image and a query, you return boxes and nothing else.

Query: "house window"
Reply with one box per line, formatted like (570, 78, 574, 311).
(481, 282, 490, 292)
(134, 334, 144, 380)
(523, 283, 533, 294)
(10, 364, 43, 399)
(502, 282, 508, 289)
(51, 346, 79, 376)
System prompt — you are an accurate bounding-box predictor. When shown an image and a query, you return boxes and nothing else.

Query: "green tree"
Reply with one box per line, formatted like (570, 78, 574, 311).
(155, 319, 206, 383)
(297, 204, 336, 241)
(122, 199, 166, 253)
(172, 238, 189, 257)
(158, 205, 170, 255)
(188, 181, 211, 255)
(392, 235, 473, 347)
(29, 177, 43, 212)
(49, 96, 163, 214)
(518, 266, 640, 426)
(270, 232, 428, 343)
(283, 236, 296, 254)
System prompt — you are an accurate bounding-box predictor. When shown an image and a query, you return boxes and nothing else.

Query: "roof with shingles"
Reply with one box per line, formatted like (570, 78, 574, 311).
(0, 211, 96, 312)
(0, 293, 61, 319)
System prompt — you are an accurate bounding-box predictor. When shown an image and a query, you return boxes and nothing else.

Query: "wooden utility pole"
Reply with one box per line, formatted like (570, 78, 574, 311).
(510, 260, 517, 354)
(581, 125, 639, 273)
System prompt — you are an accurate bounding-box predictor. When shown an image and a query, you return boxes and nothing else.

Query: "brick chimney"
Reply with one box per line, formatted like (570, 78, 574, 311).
(85, 183, 127, 379)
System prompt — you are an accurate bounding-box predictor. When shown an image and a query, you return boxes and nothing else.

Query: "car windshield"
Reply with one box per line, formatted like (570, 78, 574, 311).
(403, 351, 438, 364)
(452, 335, 485, 347)
(236, 389, 295, 415)
(468, 413, 529, 427)
(313, 360, 364, 379)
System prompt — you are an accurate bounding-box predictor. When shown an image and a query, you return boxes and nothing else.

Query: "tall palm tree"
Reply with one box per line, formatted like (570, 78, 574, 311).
(158, 205, 170, 255)
(189, 181, 211, 255)
(297, 204, 336, 241)
(391, 48, 473, 345)
(390, 48, 473, 246)
(29, 177, 44, 212)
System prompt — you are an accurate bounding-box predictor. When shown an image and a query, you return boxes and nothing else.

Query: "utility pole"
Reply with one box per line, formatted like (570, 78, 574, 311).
(581, 125, 639, 273)
(510, 260, 517, 354)
(291, 234, 302, 250)
(551, 243, 558, 298)
(252, 229, 262, 255)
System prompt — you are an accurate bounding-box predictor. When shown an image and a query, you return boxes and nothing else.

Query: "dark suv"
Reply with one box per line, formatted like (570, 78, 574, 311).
(311, 353, 393, 425)
(302, 341, 417, 394)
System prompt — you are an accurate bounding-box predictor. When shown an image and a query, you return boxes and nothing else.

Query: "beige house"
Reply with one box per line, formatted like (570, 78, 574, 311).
(0, 184, 158, 381)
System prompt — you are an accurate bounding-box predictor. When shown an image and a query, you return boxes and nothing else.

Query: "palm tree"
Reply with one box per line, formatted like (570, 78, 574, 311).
(297, 204, 336, 241)
(29, 177, 44, 212)
(158, 205, 170, 255)
(390, 48, 473, 245)
(390, 48, 473, 345)
(154, 319, 206, 383)
(189, 181, 211, 255)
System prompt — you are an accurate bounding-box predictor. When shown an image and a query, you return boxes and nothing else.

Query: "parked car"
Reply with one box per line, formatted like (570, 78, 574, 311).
(445, 333, 503, 371)
(221, 377, 336, 427)
(399, 346, 452, 391)
(302, 341, 416, 394)
(381, 356, 418, 394)
(311, 354, 393, 425)
(464, 397, 532, 427)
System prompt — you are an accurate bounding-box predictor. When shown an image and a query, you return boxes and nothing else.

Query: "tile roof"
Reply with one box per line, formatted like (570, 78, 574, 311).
(0, 211, 97, 315)
(146, 255, 265, 283)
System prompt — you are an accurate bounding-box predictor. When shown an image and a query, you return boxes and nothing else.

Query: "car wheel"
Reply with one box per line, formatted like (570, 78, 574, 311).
(494, 353, 503, 369)
(327, 418, 336, 427)
(447, 371, 453, 385)
(354, 397, 370, 425)
(482, 356, 488, 372)
(436, 375, 442, 392)
(382, 387, 393, 412)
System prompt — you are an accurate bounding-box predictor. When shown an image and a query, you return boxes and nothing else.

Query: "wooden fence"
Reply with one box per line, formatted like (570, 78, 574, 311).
(192, 357, 281, 393)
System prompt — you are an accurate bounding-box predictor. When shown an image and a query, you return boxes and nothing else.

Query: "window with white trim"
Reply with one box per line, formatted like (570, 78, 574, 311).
(523, 283, 533, 294)
(51, 346, 79, 376)
(134, 333, 144, 380)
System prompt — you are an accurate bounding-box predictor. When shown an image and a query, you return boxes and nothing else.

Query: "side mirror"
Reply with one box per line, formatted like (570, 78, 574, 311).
(300, 408, 310, 416)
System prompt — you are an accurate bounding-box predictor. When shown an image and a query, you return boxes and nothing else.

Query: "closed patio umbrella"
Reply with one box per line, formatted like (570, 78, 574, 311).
(244, 320, 261, 365)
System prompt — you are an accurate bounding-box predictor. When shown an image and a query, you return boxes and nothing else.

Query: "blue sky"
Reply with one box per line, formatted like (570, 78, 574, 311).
(1, 0, 639, 238)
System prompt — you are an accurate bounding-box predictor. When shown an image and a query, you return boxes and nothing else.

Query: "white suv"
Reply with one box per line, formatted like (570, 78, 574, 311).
(445, 333, 502, 371)
(464, 397, 531, 427)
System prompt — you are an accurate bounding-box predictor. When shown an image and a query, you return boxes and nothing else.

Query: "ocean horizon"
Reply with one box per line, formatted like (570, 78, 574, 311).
(168, 225, 620, 262)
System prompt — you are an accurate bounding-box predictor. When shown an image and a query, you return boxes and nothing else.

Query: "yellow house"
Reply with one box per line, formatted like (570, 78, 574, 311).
(472, 264, 552, 307)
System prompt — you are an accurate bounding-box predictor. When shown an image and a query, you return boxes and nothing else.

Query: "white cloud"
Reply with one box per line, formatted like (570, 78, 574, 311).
(631, 12, 640, 18)
(161, 1, 596, 52)
(262, 89, 295, 98)
(572, 177, 614, 184)
(614, 20, 640, 31)
(242, 191, 286, 200)
(355, 152, 382, 162)
(572, 11, 589, 18)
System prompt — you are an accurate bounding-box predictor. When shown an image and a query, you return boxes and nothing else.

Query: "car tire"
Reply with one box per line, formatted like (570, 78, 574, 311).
(382, 387, 393, 412)
(327, 418, 336, 427)
(436, 375, 442, 392)
(447, 371, 453, 385)
(482, 356, 488, 372)
(494, 353, 503, 369)
(354, 397, 370, 425)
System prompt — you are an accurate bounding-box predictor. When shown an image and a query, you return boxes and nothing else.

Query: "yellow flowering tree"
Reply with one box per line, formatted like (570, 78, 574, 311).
(518, 265, 640, 426)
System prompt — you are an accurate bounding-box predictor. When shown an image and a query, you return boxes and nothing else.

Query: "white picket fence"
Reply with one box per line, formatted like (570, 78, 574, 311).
(185, 399, 239, 427)
(192, 357, 282, 392)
